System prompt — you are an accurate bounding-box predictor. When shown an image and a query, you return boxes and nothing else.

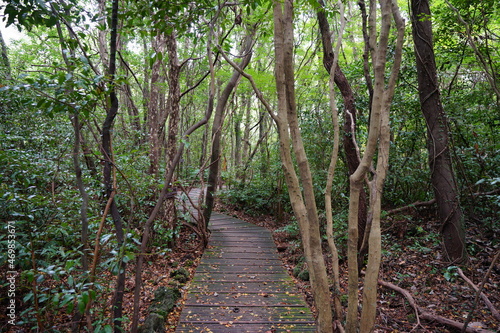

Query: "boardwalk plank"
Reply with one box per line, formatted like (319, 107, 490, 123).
(176, 190, 315, 332)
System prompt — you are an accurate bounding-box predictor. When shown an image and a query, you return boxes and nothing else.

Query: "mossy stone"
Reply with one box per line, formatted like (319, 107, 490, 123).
(170, 267, 189, 284)
(138, 286, 181, 333)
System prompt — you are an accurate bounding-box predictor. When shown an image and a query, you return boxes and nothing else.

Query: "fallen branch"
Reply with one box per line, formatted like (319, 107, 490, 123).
(378, 279, 424, 332)
(456, 267, 500, 322)
(385, 199, 436, 215)
(378, 279, 495, 333)
(461, 250, 500, 333)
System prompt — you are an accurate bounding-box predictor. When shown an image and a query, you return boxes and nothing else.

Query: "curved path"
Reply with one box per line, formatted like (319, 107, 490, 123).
(176, 193, 316, 332)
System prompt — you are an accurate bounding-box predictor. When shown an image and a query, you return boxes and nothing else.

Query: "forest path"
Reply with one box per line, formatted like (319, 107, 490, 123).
(175, 189, 316, 332)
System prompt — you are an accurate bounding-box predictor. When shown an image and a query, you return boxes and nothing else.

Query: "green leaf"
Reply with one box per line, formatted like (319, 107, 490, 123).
(52, 293, 61, 306)
(81, 291, 89, 304)
(78, 299, 86, 314)
(66, 300, 75, 314)
(23, 292, 34, 303)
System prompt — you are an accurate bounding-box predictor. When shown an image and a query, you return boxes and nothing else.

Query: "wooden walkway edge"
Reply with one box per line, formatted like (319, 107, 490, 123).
(176, 203, 316, 332)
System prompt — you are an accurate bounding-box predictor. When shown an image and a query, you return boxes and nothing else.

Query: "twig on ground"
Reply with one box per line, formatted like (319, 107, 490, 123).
(461, 250, 500, 332)
(377, 279, 425, 332)
(378, 279, 495, 333)
(456, 267, 500, 322)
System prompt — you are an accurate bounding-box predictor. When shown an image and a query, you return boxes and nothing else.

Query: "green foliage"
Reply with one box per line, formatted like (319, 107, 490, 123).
(443, 265, 458, 282)
(2, 0, 89, 32)
(275, 216, 300, 239)
(220, 171, 290, 216)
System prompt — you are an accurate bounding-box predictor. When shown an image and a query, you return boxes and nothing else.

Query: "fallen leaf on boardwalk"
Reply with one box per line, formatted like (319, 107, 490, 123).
(219, 320, 233, 327)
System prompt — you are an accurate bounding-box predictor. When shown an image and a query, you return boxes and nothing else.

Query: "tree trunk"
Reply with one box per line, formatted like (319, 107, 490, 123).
(322, 0, 346, 324)
(0, 30, 11, 80)
(97, 0, 108, 74)
(346, 0, 405, 331)
(147, 34, 167, 176)
(142, 36, 150, 142)
(131, 30, 217, 333)
(316, 2, 369, 263)
(203, 29, 255, 226)
(52, 13, 92, 330)
(163, 32, 181, 248)
(121, 66, 142, 144)
(234, 104, 242, 171)
(101, 1, 126, 331)
(273, 1, 333, 331)
(411, 0, 467, 263)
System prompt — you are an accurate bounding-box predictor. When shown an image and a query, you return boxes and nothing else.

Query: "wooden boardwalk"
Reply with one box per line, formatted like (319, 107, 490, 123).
(176, 194, 316, 332)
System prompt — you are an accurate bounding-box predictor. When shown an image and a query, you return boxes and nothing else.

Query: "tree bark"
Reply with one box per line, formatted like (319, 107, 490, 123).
(346, 0, 405, 331)
(319, 0, 346, 324)
(97, 0, 108, 74)
(101, 1, 126, 331)
(163, 32, 180, 248)
(234, 100, 243, 171)
(273, 1, 333, 331)
(411, 0, 467, 263)
(147, 33, 167, 176)
(0, 30, 11, 80)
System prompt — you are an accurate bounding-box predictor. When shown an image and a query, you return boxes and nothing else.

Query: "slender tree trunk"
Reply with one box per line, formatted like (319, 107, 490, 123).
(163, 32, 180, 247)
(0, 30, 11, 80)
(97, 0, 108, 74)
(142, 37, 150, 141)
(203, 29, 255, 226)
(359, 0, 374, 111)
(411, 0, 467, 263)
(240, 97, 252, 182)
(273, 1, 333, 331)
(345, 0, 405, 331)
(121, 66, 142, 142)
(257, 108, 266, 176)
(199, 122, 209, 168)
(321, 0, 346, 324)
(100, 1, 126, 331)
(316, 1, 369, 263)
(52, 13, 92, 330)
(234, 97, 243, 174)
(147, 34, 167, 176)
